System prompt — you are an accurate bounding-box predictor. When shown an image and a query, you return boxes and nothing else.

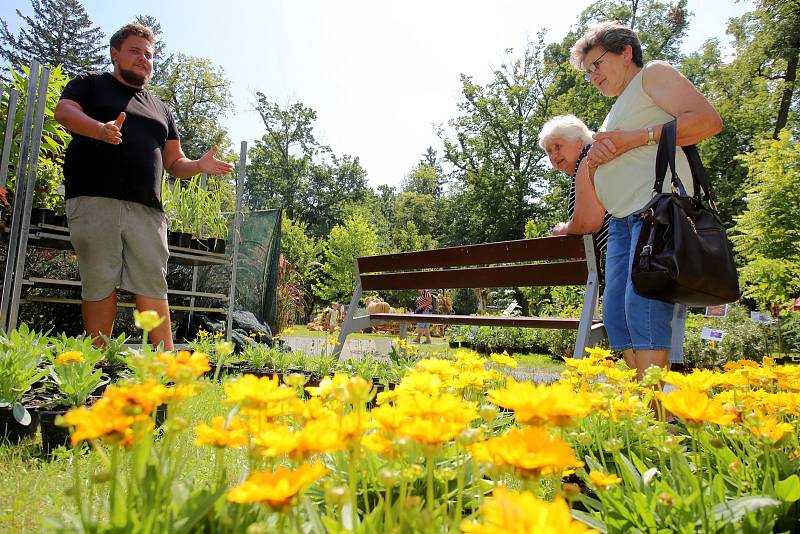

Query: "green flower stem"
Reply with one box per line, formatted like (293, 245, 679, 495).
(384, 485, 393, 531)
(72, 447, 88, 530)
(690, 429, 710, 533)
(348, 446, 360, 528)
(453, 456, 466, 527)
(426, 453, 435, 519)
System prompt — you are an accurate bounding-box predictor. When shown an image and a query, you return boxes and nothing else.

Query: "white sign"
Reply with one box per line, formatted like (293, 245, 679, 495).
(750, 312, 773, 324)
(701, 327, 726, 341)
(502, 300, 519, 317)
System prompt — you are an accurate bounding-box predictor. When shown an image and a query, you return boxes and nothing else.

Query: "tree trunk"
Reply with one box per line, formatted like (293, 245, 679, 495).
(773, 47, 798, 139)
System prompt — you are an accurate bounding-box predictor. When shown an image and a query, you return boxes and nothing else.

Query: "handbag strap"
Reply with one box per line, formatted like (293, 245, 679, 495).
(654, 120, 690, 196)
(653, 120, 718, 209)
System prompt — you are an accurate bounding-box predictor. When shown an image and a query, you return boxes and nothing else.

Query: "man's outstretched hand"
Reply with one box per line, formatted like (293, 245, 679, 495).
(197, 146, 234, 175)
(98, 112, 125, 145)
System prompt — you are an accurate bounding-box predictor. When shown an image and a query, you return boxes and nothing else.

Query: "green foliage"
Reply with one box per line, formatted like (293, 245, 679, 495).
(0, 0, 107, 79)
(0, 325, 49, 422)
(313, 212, 378, 302)
(47, 352, 105, 408)
(1, 63, 70, 197)
(162, 176, 228, 238)
(151, 53, 234, 161)
(732, 132, 800, 308)
(683, 305, 773, 368)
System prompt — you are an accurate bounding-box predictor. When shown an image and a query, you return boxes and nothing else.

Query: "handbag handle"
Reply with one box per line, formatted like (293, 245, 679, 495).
(653, 120, 718, 209)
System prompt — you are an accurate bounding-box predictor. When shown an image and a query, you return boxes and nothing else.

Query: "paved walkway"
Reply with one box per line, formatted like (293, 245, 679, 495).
(279, 336, 562, 383)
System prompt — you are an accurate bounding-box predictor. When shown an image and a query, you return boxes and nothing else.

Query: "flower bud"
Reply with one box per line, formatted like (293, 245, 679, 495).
(378, 468, 400, 487)
(215, 341, 235, 358)
(456, 428, 480, 446)
(479, 405, 497, 423)
(134, 310, 165, 331)
(657, 492, 677, 507)
(562, 483, 582, 500)
(284, 373, 308, 388)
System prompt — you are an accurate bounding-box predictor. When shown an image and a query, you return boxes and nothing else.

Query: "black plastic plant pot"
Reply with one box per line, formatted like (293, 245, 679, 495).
(168, 231, 193, 248)
(155, 403, 167, 428)
(53, 213, 67, 228)
(203, 238, 217, 252)
(0, 406, 40, 444)
(31, 207, 55, 226)
(213, 239, 226, 254)
(39, 407, 71, 455)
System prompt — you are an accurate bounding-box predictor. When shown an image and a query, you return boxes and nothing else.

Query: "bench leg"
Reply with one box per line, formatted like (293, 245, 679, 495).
(399, 323, 407, 339)
(335, 265, 364, 360)
(575, 235, 601, 359)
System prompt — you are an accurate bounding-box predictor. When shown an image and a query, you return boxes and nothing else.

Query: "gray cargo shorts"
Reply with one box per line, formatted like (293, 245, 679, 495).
(66, 196, 169, 301)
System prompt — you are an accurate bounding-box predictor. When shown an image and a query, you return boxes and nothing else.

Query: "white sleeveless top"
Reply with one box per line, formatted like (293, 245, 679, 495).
(594, 62, 694, 218)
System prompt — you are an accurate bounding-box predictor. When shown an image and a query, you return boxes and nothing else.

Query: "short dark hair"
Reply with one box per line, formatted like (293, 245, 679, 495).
(570, 21, 644, 70)
(110, 23, 154, 52)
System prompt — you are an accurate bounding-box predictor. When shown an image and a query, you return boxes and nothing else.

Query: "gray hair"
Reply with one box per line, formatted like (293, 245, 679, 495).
(538, 115, 594, 151)
(569, 21, 644, 71)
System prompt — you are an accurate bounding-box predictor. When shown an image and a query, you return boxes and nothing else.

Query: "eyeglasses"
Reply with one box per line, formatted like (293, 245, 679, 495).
(583, 50, 609, 82)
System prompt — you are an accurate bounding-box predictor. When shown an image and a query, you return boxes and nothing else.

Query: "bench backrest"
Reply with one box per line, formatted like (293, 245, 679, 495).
(356, 235, 595, 291)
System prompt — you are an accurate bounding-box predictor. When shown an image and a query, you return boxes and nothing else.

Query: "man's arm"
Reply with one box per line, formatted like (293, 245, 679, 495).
(162, 141, 233, 178)
(54, 99, 126, 145)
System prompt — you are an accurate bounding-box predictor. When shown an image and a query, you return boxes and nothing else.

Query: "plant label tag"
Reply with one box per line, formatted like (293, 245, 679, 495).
(701, 327, 725, 341)
(704, 304, 728, 318)
(502, 300, 519, 317)
(750, 312, 772, 324)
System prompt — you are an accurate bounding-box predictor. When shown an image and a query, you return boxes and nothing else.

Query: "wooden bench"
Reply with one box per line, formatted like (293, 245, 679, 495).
(336, 234, 606, 359)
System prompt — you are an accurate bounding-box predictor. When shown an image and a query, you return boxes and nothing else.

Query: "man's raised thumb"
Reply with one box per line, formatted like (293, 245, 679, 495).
(114, 112, 126, 128)
(208, 145, 218, 158)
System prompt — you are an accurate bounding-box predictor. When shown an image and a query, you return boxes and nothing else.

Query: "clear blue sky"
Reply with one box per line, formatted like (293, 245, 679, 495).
(1, 0, 752, 188)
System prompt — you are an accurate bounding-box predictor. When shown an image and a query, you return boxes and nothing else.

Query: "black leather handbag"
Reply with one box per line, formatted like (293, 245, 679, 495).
(631, 120, 740, 306)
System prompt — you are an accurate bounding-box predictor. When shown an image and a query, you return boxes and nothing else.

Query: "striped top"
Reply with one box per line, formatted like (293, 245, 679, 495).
(415, 291, 433, 313)
(568, 144, 612, 254)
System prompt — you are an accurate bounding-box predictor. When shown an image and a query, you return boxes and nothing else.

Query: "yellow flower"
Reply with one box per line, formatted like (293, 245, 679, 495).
(155, 350, 210, 380)
(490, 351, 518, 368)
(195, 416, 248, 448)
(227, 462, 329, 510)
(251, 423, 301, 457)
(488, 379, 598, 427)
(584, 346, 613, 360)
(361, 432, 394, 455)
(723, 359, 759, 371)
(663, 369, 724, 392)
(657, 389, 736, 426)
(748, 415, 794, 443)
(588, 470, 622, 489)
(56, 351, 85, 365)
(225, 374, 296, 410)
(133, 309, 165, 331)
(213, 331, 224, 339)
(63, 380, 168, 447)
(197, 329, 209, 339)
(470, 426, 579, 479)
(460, 487, 596, 533)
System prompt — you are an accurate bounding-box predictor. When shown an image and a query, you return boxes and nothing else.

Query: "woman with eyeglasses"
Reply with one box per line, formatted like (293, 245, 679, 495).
(567, 21, 722, 380)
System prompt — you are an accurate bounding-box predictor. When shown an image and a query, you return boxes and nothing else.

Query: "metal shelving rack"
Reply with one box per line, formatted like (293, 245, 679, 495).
(0, 62, 248, 340)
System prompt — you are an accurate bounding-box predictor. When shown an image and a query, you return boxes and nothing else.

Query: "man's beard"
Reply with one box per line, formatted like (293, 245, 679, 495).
(119, 66, 149, 87)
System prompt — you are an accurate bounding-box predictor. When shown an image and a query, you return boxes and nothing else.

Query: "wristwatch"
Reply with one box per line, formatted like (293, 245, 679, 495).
(646, 126, 657, 146)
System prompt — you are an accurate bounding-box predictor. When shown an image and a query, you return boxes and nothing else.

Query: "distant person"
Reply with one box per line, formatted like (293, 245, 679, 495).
(328, 302, 340, 332)
(54, 23, 233, 350)
(413, 289, 433, 344)
(563, 21, 721, 380)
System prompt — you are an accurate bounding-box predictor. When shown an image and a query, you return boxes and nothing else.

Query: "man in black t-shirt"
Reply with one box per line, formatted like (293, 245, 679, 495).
(54, 23, 233, 350)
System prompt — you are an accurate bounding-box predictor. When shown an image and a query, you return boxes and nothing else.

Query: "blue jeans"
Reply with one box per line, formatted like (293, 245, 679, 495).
(603, 213, 685, 362)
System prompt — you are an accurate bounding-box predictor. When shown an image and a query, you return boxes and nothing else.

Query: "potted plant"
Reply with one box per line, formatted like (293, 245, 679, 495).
(162, 178, 193, 248)
(40, 348, 106, 454)
(31, 160, 62, 226)
(0, 325, 50, 443)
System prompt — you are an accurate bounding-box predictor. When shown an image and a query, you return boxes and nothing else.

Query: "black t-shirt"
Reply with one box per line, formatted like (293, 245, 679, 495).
(60, 72, 179, 210)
